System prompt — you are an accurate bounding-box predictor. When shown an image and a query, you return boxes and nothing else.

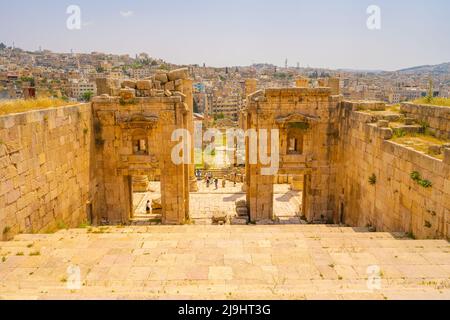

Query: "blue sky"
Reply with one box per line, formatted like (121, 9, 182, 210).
(0, 0, 449, 70)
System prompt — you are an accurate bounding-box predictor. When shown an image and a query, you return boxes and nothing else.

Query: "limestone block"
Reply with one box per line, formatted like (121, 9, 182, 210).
(167, 68, 188, 81)
(136, 80, 152, 90)
(153, 80, 162, 90)
(377, 120, 389, 128)
(6, 188, 21, 204)
(152, 198, 162, 210)
(212, 211, 228, 224)
(174, 79, 183, 87)
(154, 72, 168, 83)
(236, 206, 248, 217)
(121, 80, 136, 89)
(443, 148, 450, 165)
(165, 81, 175, 91)
(379, 128, 393, 140)
(119, 88, 135, 100)
(231, 217, 248, 225)
(0, 116, 15, 129)
(404, 118, 415, 125)
(256, 219, 274, 225)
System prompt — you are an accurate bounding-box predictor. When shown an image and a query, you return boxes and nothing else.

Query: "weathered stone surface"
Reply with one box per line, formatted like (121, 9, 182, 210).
(154, 72, 168, 83)
(121, 80, 137, 89)
(231, 217, 248, 225)
(164, 81, 175, 91)
(136, 80, 152, 90)
(236, 206, 248, 217)
(167, 68, 188, 81)
(152, 198, 162, 210)
(1, 224, 449, 299)
(377, 120, 389, 128)
(119, 88, 136, 100)
(0, 103, 92, 237)
(212, 211, 227, 224)
(404, 117, 415, 125)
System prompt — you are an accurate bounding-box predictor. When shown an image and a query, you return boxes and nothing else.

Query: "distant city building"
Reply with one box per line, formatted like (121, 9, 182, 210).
(211, 95, 242, 120)
(70, 79, 97, 100)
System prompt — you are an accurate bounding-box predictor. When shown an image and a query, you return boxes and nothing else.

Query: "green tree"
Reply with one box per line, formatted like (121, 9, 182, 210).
(0, 42, 6, 50)
(214, 113, 225, 121)
(81, 91, 94, 102)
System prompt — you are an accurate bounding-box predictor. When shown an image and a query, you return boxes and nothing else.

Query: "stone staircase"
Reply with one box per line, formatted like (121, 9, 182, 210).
(1, 225, 449, 300)
(129, 213, 162, 226)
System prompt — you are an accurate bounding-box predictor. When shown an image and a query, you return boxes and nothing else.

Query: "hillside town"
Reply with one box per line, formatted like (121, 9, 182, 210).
(1, 43, 449, 122)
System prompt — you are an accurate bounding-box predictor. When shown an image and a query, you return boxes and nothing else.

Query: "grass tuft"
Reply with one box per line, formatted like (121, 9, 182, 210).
(413, 97, 450, 107)
(0, 98, 74, 115)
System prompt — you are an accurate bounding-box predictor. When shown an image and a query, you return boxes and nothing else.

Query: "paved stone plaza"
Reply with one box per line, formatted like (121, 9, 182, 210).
(131, 182, 303, 225)
(0, 225, 449, 300)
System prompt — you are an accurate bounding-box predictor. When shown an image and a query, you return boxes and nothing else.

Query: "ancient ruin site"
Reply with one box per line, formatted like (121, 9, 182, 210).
(0, 69, 449, 300)
(0, 1, 449, 303)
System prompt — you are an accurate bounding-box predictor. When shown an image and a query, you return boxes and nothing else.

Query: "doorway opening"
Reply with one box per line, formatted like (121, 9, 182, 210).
(190, 129, 246, 225)
(273, 173, 306, 224)
(130, 175, 162, 225)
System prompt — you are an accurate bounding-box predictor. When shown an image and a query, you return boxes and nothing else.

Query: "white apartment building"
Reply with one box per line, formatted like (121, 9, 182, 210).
(130, 68, 153, 79)
(70, 79, 97, 100)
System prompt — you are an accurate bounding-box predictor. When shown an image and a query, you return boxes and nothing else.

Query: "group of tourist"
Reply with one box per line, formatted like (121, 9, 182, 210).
(204, 172, 219, 189)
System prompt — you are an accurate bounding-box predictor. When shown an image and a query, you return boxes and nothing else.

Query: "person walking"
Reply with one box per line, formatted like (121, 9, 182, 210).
(146, 200, 151, 214)
(214, 178, 219, 190)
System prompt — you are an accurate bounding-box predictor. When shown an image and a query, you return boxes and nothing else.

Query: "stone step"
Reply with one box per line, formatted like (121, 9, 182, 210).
(2, 225, 416, 243)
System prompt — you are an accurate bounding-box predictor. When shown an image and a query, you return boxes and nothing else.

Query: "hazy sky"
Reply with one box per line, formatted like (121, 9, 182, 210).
(0, 0, 449, 70)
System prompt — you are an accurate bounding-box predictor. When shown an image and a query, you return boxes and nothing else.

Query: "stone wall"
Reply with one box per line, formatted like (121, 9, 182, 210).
(0, 103, 94, 240)
(336, 105, 449, 239)
(92, 94, 189, 225)
(400, 102, 450, 139)
(245, 88, 341, 223)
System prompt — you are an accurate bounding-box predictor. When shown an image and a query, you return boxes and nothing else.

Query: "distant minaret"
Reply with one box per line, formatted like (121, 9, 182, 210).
(296, 62, 300, 69)
(285, 58, 288, 69)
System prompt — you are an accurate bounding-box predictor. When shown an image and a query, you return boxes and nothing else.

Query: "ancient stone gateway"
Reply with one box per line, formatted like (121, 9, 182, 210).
(92, 94, 190, 225)
(243, 87, 341, 223)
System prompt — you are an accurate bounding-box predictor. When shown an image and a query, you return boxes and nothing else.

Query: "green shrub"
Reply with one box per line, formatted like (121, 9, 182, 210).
(410, 171, 421, 181)
(393, 128, 406, 138)
(418, 179, 432, 188)
(410, 171, 432, 188)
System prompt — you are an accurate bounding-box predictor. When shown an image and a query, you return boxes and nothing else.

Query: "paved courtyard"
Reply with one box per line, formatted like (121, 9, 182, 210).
(0, 225, 449, 300)
(131, 182, 303, 225)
